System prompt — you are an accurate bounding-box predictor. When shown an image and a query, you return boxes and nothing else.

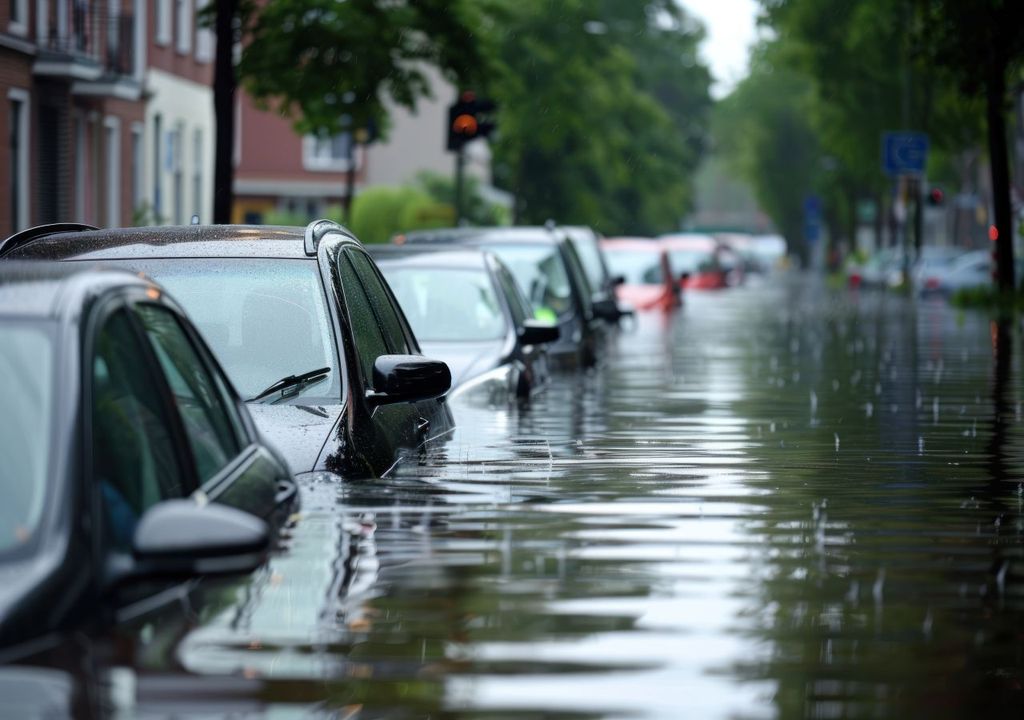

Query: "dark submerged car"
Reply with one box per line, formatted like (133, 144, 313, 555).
(401, 226, 617, 368)
(368, 245, 559, 399)
(1, 221, 454, 478)
(0, 263, 289, 653)
(556, 225, 625, 321)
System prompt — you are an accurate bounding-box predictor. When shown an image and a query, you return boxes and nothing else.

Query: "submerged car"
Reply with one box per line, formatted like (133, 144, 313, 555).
(556, 225, 625, 322)
(1, 221, 453, 478)
(659, 234, 731, 289)
(369, 245, 559, 398)
(913, 246, 967, 293)
(600, 237, 680, 311)
(402, 226, 618, 367)
(0, 263, 290, 652)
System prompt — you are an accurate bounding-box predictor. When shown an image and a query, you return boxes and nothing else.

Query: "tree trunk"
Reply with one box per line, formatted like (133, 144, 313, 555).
(986, 58, 1014, 292)
(213, 0, 238, 225)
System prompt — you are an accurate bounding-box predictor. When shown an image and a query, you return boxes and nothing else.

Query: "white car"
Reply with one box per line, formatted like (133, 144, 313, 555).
(919, 249, 991, 295)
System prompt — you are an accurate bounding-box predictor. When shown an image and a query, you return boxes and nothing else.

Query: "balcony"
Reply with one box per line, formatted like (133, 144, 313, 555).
(34, 3, 137, 83)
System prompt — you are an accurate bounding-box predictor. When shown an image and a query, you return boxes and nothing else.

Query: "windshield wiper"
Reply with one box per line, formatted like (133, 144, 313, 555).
(248, 367, 331, 403)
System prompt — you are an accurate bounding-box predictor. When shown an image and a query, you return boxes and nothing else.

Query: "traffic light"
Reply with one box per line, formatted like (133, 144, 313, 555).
(447, 91, 497, 152)
(927, 187, 944, 206)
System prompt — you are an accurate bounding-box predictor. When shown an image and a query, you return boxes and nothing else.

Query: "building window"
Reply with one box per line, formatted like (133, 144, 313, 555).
(302, 132, 353, 172)
(153, 114, 163, 222)
(8, 90, 29, 233)
(192, 129, 203, 220)
(131, 124, 144, 222)
(175, 0, 192, 55)
(172, 123, 184, 224)
(195, 0, 214, 62)
(156, 0, 171, 46)
(104, 117, 122, 228)
(9, 0, 27, 36)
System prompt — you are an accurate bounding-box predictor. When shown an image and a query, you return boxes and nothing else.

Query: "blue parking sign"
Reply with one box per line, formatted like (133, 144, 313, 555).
(882, 132, 928, 176)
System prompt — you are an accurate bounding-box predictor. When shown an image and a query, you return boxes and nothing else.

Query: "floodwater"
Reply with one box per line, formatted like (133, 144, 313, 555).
(31, 275, 1024, 718)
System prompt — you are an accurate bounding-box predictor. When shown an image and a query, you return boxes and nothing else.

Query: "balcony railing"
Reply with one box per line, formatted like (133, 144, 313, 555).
(41, 2, 136, 77)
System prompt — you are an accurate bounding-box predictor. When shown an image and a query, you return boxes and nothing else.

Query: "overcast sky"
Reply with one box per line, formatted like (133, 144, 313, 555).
(678, 0, 761, 98)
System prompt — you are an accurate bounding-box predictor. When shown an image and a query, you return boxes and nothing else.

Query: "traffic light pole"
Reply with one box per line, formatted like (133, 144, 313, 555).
(454, 146, 466, 225)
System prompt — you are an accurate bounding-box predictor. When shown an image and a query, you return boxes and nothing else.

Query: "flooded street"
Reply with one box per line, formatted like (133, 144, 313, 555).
(169, 275, 1024, 719)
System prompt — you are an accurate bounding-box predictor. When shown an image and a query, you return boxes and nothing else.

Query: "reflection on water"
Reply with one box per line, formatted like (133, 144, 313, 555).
(108, 277, 1024, 717)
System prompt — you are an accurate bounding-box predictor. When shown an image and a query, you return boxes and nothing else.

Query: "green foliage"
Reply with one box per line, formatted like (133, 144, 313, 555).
(950, 286, 1024, 317)
(482, 0, 711, 235)
(349, 186, 450, 244)
(714, 44, 820, 261)
(414, 171, 504, 226)
(237, 0, 490, 137)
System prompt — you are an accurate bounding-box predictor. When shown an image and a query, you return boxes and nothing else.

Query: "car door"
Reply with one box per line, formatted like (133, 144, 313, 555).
(493, 259, 547, 388)
(130, 299, 292, 525)
(336, 248, 424, 469)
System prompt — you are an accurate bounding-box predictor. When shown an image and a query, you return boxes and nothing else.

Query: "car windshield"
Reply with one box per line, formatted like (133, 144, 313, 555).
(0, 321, 54, 555)
(667, 249, 718, 274)
(603, 248, 665, 285)
(108, 259, 341, 404)
(382, 267, 507, 342)
(485, 244, 574, 320)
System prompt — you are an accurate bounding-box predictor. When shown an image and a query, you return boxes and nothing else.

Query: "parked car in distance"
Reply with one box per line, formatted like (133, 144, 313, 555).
(847, 248, 904, 289)
(0, 262, 291, 653)
(600, 237, 680, 312)
(556, 225, 625, 322)
(660, 234, 731, 290)
(1, 221, 454, 479)
(917, 249, 991, 295)
(913, 246, 967, 293)
(369, 245, 559, 399)
(401, 226, 618, 368)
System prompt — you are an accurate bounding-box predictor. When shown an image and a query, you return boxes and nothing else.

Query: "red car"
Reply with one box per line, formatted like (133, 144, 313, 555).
(660, 234, 731, 289)
(600, 237, 681, 311)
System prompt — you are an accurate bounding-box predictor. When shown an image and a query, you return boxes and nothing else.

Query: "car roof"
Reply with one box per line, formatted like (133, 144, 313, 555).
(2, 224, 360, 261)
(403, 226, 559, 247)
(368, 244, 491, 271)
(660, 234, 717, 250)
(601, 237, 660, 250)
(0, 261, 150, 319)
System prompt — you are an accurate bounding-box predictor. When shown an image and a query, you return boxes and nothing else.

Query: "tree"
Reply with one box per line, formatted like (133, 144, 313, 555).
(211, 0, 489, 224)
(484, 0, 711, 234)
(715, 44, 821, 263)
(913, 0, 1024, 292)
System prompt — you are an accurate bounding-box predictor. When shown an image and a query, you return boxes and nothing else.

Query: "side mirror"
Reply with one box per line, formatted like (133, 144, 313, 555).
(131, 500, 269, 578)
(610, 274, 626, 287)
(518, 319, 560, 345)
(591, 297, 622, 321)
(368, 354, 451, 405)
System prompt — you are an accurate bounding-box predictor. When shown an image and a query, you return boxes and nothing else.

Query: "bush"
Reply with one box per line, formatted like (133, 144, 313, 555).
(949, 285, 1024, 316)
(350, 186, 456, 243)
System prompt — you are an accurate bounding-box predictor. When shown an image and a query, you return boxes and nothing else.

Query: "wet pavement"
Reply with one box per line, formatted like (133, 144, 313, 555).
(87, 275, 1024, 717)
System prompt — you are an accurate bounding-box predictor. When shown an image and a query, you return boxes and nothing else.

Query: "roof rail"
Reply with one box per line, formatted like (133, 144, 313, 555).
(303, 219, 355, 256)
(0, 223, 99, 258)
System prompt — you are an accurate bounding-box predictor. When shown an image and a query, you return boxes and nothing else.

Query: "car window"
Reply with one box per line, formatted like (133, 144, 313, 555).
(566, 230, 607, 293)
(0, 321, 54, 556)
(382, 266, 507, 342)
(92, 308, 186, 550)
(108, 259, 342, 404)
(562, 240, 595, 313)
(486, 243, 574, 321)
(338, 252, 389, 384)
(493, 262, 529, 327)
(134, 303, 242, 485)
(347, 249, 414, 354)
(604, 249, 665, 285)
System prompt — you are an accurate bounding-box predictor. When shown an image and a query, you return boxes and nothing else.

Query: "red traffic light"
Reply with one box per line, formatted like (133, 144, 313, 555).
(927, 187, 944, 206)
(989, 224, 999, 242)
(452, 113, 479, 137)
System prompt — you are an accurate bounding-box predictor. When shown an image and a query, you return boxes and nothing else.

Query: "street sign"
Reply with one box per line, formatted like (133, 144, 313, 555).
(882, 132, 929, 176)
(803, 194, 822, 244)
